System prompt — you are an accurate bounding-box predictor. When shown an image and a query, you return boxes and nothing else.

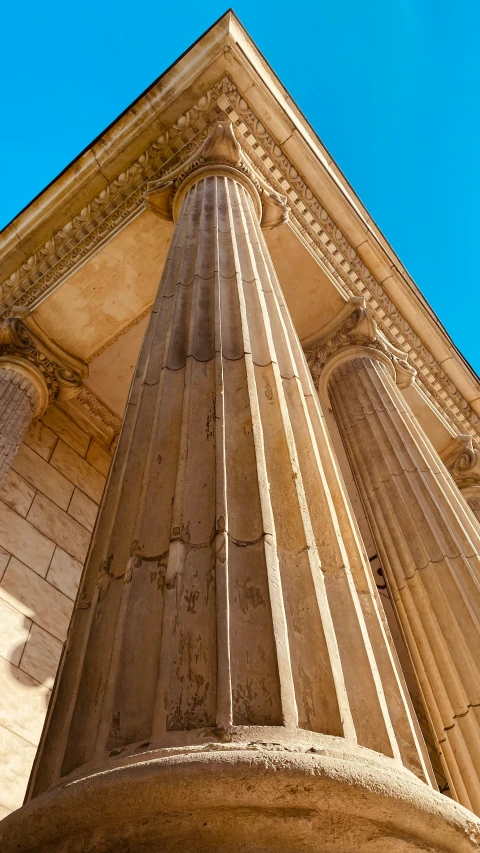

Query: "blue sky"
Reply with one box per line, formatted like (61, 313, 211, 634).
(2, 1, 479, 372)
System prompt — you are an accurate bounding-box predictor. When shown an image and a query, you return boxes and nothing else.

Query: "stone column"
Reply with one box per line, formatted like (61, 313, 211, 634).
(310, 297, 480, 815)
(3, 125, 479, 853)
(0, 314, 85, 483)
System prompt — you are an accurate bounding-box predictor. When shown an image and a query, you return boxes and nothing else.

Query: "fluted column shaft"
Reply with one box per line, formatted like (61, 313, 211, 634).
(0, 361, 46, 483)
(327, 353, 480, 813)
(29, 167, 433, 801)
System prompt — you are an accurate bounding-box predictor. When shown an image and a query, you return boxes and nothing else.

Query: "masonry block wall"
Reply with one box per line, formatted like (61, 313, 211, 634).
(0, 405, 112, 817)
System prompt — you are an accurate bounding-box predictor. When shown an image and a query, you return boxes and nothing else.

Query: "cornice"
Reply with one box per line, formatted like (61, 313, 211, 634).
(1, 71, 479, 450)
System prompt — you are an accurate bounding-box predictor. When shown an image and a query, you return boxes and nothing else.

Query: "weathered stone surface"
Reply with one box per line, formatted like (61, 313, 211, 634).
(27, 492, 90, 563)
(316, 300, 480, 815)
(0, 546, 9, 582)
(19, 624, 62, 690)
(7, 123, 473, 853)
(0, 501, 55, 576)
(68, 487, 98, 532)
(0, 727, 36, 813)
(24, 419, 57, 462)
(0, 557, 72, 641)
(3, 746, 480, 853)
(46, 547, 83, 601)
(50, 440, 105, 502)
(0, 655, 50, 745)
(12, 442, 74, 510)
(41, 406, 90, 458)
(85, 440, 111, 477)
(0, 598, 31, 666)
(0, 470, 35, 518)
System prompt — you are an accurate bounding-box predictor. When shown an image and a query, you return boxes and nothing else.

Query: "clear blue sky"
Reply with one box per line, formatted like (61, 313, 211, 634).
(2, 2, 479, 373)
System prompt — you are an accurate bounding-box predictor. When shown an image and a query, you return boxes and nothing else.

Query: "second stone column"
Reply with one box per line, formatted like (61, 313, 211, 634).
(313, 298, 480, 814)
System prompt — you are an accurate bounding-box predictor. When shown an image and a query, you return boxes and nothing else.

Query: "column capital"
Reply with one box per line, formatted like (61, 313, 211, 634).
(0, 311, 87, 419)
(443, 433, 480, 496)
(144, 120, 289, 230)
(305, 296, 416, 399)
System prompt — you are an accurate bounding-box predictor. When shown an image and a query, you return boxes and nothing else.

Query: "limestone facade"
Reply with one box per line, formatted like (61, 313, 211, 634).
(0, 403, 112, 816)
(1, 10, 480, 853)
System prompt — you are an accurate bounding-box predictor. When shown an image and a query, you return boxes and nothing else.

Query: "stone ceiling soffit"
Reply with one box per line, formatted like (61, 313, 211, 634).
(1, 49, 479, 449)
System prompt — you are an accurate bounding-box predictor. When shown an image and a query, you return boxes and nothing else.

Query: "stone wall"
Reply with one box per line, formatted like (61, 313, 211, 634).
(0, 405, 112, 817)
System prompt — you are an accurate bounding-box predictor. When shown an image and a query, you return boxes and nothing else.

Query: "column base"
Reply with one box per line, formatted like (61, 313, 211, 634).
(2, 739, 479, 852)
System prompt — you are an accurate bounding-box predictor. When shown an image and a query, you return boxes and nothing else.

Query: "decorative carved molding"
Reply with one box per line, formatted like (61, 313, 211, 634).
(0, 313, 86, 417)
(0, 308, 120, 450)
(57, 386, 121, 452)
(443, 434, 480, 492)
(144, 119, 288, 229)
(1, 75, 479, 451)
(76, 386, 121, 434)
(304, 297, 417, 397)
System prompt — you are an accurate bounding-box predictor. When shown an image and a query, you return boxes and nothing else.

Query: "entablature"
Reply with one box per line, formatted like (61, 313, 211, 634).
(1, 11, 478, 451)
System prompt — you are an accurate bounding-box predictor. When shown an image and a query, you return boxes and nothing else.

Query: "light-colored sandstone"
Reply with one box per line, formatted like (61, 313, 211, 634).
(85, 440, 111, 477)
(0, 363, 44, 485)
(0, 501, 55, 576)
(0, 546, 9, 581)
(0, 469, 35, 518)
(0, 598, 31, 666)
(0, 557, 72, 641)
(10, 120, 474, 853)
(41, 406, 90, 457)
(0, 655, 50, 745)
(310, 298, 480, 814)
(24, 419, 57, 462)
(12, 442, 74, 510)
(1, 11, 480, 852)
(68, 487, 98, 532)
(46, 547, 83, 601)
(19, 624, 62, 689)
(0, 318, 87, 485)
(0, 727, 36, 813)
(50, 440, 105, 502)
(27, 492, 90, 563)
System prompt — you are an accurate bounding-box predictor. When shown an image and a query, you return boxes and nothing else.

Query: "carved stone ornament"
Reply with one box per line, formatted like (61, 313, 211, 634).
(443, 433, 480, 491)
(144, 120, 289, 229)
(0, 311, 87, 418)
(0, 311, 88, 483)
(304, 296, 417, 399)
